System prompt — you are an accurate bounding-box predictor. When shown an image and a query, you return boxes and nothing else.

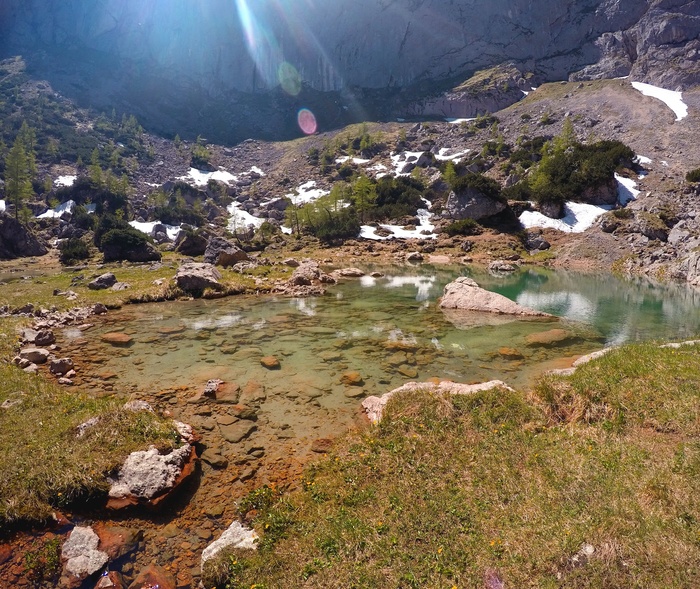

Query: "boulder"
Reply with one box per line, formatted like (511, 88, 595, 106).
(332, 267, 365, 278)
(0, 212, 49, 259)
(88, 273, 117, 290)
(175, 229, 209, 256)
(340, 371, 364, 386)
(442, 188, 506, 221)
(107, 444, 196, 509)
(94, 571, 126, 589)
(50, 357, 74, 375)
(201, 521, 258, 572)
(22, 328, 56, 346)
(127, 565, 176, 589)
(61, 526, 109, 584)
(19, 347, 50, 364)
(204, 236, 249, 267)
(488, 260, 519, 273)
(175, 262, 223, 293)
(439, 277, 552, 317)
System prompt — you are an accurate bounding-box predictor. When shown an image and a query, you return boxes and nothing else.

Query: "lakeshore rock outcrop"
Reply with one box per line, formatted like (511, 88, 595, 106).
(439, 277, 552, 317)
(362, 380, 514, 424)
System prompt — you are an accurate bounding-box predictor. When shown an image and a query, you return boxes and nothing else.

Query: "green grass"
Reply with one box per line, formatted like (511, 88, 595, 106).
(204, 343, 700, 588)
(0, 253, 271, 311)
(0, 318, 179, 526)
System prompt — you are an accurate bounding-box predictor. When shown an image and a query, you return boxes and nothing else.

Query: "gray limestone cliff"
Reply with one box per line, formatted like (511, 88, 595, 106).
(1, 0, 698, 140)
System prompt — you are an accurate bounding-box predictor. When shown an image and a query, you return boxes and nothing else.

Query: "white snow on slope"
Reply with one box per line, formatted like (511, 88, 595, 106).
(360, 209, 437, 240)
(446, 118, 476, 124)
(615, 173, 640, 205)
(631, 82, 688, 121)
(435, 148, 471, 163)
(179, 168, 238, 186)
(54, 175, 77, 187)
(38, 200, 75, 219)
(285, 181, 330, 204)
(518, 175, 641, 233)
(519, 202, 613, 233)
(634, 155, 652, 165)
(0, 200, 5, 213)
(227, 202, 265, 231)
(129, 220, 182, 241)
(335, 156, 370, 165)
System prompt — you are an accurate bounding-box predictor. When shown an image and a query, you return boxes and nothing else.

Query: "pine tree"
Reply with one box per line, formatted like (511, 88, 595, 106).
(352, 175, 377, 223)
(4, 137, 34, 220)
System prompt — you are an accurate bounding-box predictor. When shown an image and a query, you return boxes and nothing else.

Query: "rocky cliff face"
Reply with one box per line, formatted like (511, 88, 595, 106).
(0, 0, 698, 140)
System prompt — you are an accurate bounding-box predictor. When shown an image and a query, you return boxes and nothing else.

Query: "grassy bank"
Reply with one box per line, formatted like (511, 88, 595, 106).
(204, 343, 700, 588)
(0, 325, 178, 526)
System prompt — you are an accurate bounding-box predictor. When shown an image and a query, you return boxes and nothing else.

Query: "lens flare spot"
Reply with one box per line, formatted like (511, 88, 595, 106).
(278, 62, 301, 96)
(297, 108, 317, 135)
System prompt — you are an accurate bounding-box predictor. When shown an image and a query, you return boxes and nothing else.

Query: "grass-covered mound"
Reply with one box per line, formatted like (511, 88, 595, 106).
(0, 325, 178, 525)
(205, 343, 700, 588)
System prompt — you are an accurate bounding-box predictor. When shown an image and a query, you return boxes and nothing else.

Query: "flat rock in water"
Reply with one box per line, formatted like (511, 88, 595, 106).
(127, 564, 176, 589)
(525, 328, 572, 347)
(220, 422, 257, 443)
(260, 356, 281, 369)
(439, 277, 552, 317)
(340, 371, 364, 386)
(498, 347, 524, 359)
(101, 333, 133, 346)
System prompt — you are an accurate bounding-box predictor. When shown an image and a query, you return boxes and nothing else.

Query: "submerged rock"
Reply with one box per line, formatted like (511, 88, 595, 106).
(439, 277, 552, 317)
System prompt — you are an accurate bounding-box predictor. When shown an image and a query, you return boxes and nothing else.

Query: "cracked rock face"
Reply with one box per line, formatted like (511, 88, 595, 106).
(108, 444, 192, 500)
(2, 1, 698, 141)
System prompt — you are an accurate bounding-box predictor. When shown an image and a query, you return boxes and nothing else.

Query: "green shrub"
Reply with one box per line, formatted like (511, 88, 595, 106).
(612, 208, 634, 219)
(100, 227, 160, 262)
(451, 173, 503, 202)
(686, 168, 700, 182)
(443, 218, 482, 236)
(58, 238, 90, 265)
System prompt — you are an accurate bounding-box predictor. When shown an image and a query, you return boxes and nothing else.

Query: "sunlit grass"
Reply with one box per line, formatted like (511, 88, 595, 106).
(204, 343, 700, 589)
(0, 318, 177, 526)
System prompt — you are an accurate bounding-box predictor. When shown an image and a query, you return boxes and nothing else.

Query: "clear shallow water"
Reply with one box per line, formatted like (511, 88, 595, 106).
(58, 266, 700, 449)
(65, 266, 700, 402)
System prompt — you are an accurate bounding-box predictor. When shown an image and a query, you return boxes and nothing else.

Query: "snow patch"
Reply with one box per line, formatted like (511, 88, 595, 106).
(435, 147, 471, 163)
(54, 175, 77, 187)
(37, 200, 75, 219)
(390, 151, 425, 176)
(129, 220, 182, 241)
(285, 180, 330, 204)
(0, 200, 5, 213)
(250, 166, 265, 176)
(634, 155, 652, 165)
(631, 81, 688, 121)
(179, 168, 238, 187)
(446, 118, 476, 124)
(360, 208, 437, 240)
(519, 202, 612, 233)
(615, 173, 640, 205)
(228, 202, 265, 231)
(335, 156, 371, 165)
